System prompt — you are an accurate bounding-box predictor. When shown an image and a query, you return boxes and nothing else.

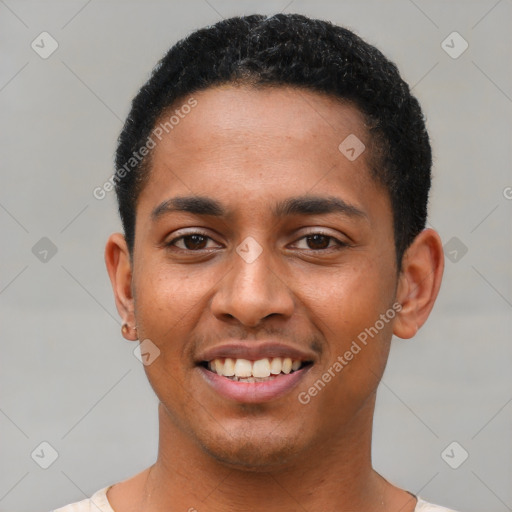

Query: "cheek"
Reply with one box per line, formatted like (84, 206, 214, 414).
(292, 260, 395, 336)
(134, 259, 215, 331)
(291, 258, 396, 405)
(132, 265, 202, 412)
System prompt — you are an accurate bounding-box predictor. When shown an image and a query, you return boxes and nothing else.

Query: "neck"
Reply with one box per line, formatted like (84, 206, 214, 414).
(125, 395, 412, 512)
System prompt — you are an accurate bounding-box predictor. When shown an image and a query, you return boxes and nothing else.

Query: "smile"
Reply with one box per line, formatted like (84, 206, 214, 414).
(198, 354, 314, 403)
(203, 357, 311, 382)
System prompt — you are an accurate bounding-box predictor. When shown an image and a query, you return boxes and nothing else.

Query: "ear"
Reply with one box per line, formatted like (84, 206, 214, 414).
(393, 228, 444, 339)
(105, 233, 137, 341)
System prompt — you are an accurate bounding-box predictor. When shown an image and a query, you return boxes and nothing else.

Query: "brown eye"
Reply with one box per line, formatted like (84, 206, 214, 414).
(291, 232, 347, 251)
(166, 232, 222, 252)
(182, 234, 208, 250)
(305, 234, 332, 250)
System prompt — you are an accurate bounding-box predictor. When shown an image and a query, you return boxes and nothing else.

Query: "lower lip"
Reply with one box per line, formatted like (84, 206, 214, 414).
(198, 365, 312, 403)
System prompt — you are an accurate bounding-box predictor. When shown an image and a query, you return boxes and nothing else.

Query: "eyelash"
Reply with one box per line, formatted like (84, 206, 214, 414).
(165, 231, 348, 252)
(292, 233, 348, 251)
(166, 231, 220, 251)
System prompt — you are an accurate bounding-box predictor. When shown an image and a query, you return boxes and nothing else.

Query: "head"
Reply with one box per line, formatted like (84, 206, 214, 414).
(106, 14, 443, 470)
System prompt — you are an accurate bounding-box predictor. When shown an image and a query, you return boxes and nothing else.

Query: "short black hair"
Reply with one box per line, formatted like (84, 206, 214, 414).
(115, 13, 431, 266)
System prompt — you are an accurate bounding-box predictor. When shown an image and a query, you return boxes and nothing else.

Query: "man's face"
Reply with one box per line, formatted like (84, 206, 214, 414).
(130, 85, 399, 469)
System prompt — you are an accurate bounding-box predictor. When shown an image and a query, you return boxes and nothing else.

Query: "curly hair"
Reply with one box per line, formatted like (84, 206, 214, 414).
(114, 13, 432, 265)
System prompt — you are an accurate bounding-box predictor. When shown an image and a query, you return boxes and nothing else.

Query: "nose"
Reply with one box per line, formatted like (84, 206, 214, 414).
(211, 242, 295, 327)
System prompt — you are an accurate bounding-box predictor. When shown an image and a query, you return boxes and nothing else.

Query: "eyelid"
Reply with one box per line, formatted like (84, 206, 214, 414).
(289, 229, 350, 249)
(164, 228, 223, 248)
(295, 226, 348, 239)
(163, 228, 349, 251)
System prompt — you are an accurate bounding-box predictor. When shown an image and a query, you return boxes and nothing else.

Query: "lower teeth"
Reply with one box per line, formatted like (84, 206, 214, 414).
(223, 372, 296, 382)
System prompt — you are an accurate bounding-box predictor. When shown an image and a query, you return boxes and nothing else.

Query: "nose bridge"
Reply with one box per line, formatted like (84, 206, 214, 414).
(234, 245, 273, 298)
(212, 237, 294, 326)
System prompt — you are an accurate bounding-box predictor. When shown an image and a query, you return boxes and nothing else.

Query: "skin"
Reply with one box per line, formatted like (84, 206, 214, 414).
(105, 85, 444, 512)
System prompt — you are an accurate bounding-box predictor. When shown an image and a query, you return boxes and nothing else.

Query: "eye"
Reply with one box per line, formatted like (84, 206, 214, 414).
(292, 233, 347, 250)
(168, 233, 221, 251)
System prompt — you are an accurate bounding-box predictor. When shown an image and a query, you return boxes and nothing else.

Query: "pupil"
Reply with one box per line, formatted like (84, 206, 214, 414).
(185, 235, 207, 250)
(307, 234, 330, 249)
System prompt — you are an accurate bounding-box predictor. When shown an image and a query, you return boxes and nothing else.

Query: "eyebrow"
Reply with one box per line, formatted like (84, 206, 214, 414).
(151, 196, 225, 220)
(273, 195, 367, 220)
(151, 194, 367, 221)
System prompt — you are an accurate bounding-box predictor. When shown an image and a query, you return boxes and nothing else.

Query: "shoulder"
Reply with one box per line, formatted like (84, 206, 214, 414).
(52, 486, 114, 512)
(415, 497, 460, 511)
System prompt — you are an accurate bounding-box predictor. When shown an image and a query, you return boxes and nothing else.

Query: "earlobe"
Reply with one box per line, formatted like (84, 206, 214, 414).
(105, 233, 138, 341)
(393, 228, 444, 340)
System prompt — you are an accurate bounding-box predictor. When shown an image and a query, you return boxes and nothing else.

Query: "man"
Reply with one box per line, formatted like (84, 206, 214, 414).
(55, 13, 454, 512)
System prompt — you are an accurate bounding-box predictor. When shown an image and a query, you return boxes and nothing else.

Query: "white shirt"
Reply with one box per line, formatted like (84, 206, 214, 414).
(52, 486, 460, 512)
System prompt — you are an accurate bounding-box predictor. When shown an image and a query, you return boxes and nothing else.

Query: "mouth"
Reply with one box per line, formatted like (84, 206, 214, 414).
(200, 357, 314, 383)
(196, 348, 315, 403)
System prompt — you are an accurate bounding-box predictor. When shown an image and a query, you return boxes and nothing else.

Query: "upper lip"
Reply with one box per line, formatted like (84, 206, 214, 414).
(196, 341, 317, 364)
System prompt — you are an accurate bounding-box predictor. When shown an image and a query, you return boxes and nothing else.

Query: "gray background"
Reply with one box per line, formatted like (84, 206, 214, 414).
(1, 1, 511, 511)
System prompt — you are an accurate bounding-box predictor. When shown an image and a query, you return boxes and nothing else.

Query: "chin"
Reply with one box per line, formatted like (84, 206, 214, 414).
(197, 425, 306, 472)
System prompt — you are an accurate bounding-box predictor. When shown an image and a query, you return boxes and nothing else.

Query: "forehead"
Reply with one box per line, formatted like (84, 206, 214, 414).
(153, 84, 369, 165)
(136, 85, 389, 224)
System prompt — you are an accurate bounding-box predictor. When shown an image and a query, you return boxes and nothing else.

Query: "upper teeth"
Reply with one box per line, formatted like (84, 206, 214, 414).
(208, 357, 302, 378)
